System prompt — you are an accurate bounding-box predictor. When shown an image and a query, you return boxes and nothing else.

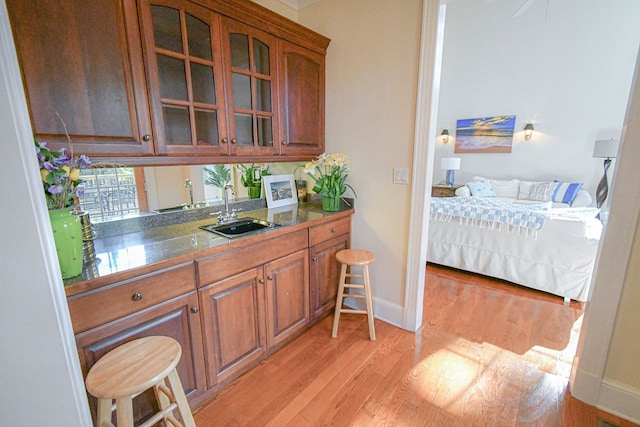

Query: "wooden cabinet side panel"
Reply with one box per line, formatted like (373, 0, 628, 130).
(264, 249, 309, 348)
(198, 268, 266, 388)
(310, 235, 349, 321)
(75, 292, 205, 423)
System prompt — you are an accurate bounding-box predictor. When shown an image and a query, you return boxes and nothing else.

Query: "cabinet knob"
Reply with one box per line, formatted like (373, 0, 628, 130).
(267, 275, 273, 280)
(331, 228, 336, 233)
(132, 292, 143, 301)
(190, 306, 199, 313)
(259, 279, 265, 284)
(282, 140, 288, 145)
(221, 138, 228, 143)
(231, 138, 237, 144)
(142, 134, 151, 142)
(312, 256, 318, 261)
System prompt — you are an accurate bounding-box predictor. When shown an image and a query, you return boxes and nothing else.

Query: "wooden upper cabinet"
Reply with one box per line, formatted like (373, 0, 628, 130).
(6, 0, 154, 157)
(278, 40, 326, 156)
(220, 17, 279, 157)
(139, 0, 229, 156)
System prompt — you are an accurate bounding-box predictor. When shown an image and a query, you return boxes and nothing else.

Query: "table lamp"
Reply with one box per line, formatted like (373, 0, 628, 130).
(441, 157, 461, 186)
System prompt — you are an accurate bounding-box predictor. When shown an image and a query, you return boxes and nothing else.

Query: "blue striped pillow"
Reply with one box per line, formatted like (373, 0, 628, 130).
(552, 181, 583, 205)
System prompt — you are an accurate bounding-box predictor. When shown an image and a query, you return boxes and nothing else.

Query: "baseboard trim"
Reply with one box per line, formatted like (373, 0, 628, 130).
(343, 296, 404, 329)
(598, 379, 640, 425)
(571, 364, 602, 404)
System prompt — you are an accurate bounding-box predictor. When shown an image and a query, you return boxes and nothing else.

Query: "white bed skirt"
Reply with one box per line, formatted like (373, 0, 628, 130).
(427, 215, 602, 301)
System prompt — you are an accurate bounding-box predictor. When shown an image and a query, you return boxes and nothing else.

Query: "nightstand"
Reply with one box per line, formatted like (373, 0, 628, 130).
(431, 184, 462, 197)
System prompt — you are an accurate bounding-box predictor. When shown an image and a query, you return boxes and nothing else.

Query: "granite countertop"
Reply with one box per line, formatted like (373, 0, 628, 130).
(64, 197, 354, 296)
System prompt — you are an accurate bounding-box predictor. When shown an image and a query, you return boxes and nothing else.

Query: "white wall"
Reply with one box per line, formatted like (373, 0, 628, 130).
(435, 0, 640, 196)
(299, 0, 424, 324)
(0, 1, 91, 424)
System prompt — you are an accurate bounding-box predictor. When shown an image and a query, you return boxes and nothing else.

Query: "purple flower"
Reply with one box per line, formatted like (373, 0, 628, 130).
(77, 154, 91, 169)
(43, 161, 57, 172)
(76, 187, 85, 197)
(47, 185, 63, 195)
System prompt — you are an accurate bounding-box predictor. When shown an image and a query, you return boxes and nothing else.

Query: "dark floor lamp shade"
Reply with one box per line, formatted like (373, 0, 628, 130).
(592, 139, 619, 208)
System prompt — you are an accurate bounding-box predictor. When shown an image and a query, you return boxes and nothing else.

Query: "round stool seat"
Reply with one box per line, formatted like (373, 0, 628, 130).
(335, 249, 375, 266)
(86, 336, 181, 399)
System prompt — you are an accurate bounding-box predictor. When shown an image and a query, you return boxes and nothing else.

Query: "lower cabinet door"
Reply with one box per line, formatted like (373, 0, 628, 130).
(75, 291, 205, 425)
(198, 267, 267, 389)
(264, 249, 309, 349)
(310, 235, 349, 321)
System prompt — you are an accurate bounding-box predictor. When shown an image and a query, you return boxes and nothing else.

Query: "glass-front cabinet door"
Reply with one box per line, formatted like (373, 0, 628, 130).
(140, 0, 228, 156)
(221, 17, 279, 157)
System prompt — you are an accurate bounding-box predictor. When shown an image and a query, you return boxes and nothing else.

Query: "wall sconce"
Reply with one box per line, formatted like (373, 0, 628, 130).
(523, 123, 534, 140)
(440, 129, 449, 143)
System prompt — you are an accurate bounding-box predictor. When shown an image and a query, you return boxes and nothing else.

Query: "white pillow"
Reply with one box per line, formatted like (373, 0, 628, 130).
(529, 182, 556, 201)
(518, 181, 554, 201)
(455, 186, 471, 197)
(473, 176, 519, 198)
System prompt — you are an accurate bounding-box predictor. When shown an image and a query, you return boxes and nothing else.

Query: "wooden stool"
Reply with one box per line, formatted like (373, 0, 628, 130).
(331, 249, 376, 341)
(85, 336, 195, 427)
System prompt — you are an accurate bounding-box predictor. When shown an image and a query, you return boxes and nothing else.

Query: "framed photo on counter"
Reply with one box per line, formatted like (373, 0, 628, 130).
(263, 174, 298, 208)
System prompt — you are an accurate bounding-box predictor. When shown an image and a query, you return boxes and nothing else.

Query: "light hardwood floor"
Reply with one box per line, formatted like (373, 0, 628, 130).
(193, 264, 638, 426)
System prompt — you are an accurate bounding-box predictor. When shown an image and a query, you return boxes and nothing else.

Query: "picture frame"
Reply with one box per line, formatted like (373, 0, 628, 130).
(454, 115, 516, 153)
(263, 174, 298, 208)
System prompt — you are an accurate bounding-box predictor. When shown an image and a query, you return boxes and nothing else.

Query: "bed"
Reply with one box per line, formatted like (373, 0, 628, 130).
(427, 197, 602, 302)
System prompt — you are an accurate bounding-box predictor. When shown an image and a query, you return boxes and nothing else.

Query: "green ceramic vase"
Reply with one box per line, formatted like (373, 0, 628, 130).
(322, 196, 341, 212)
(248, 185, 261, 199)
(48, 208, 83, 278)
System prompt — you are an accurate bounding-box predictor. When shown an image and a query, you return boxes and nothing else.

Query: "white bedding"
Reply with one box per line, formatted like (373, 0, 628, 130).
(427, 200, 602, 301)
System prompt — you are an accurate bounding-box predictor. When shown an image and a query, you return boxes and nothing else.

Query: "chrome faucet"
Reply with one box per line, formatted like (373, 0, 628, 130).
(185, 178, 194, 208)
(212, 183, 240, 224)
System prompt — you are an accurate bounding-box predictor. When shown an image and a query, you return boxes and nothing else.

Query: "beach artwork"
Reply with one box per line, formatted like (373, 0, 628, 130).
(454, 115, 516, 153)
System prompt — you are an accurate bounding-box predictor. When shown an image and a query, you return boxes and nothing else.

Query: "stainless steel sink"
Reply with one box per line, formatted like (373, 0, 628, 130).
(200, 218, 280, 238)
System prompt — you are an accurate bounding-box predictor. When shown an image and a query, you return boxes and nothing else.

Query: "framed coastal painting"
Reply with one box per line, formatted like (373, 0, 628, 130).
(263, 174, 298, 208)
(454, 115, 516, 153)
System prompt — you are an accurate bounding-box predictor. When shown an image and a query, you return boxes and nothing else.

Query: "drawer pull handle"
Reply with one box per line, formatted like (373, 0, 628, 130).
(132, 292, 143, 301)
(312, 257, 318, 261)
(259, 279, 265, 284)
(190, 306, 199, 313)
(331, 228, 336, 233)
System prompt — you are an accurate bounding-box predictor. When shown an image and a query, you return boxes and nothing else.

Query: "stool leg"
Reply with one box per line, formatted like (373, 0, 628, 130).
(166, 368, 196, 427)
(96, 398, 115, 427)
(331, 263, 348, 338)
(115, 396, 134, 426)
(363, 265, 376, 341)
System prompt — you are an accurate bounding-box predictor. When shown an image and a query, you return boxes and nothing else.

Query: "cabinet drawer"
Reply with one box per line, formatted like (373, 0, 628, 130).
(309, 217, 351, 246)
(198, 229, 308, 286)
(68, 262, 196, 333)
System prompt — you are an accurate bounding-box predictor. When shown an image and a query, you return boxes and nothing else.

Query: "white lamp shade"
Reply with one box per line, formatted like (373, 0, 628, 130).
(441, 157, 461, 170)
(593, 139, 619, 158)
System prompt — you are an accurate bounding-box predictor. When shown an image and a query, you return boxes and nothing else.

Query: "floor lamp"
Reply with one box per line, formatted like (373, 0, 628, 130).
(592, 139, 619, 209)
